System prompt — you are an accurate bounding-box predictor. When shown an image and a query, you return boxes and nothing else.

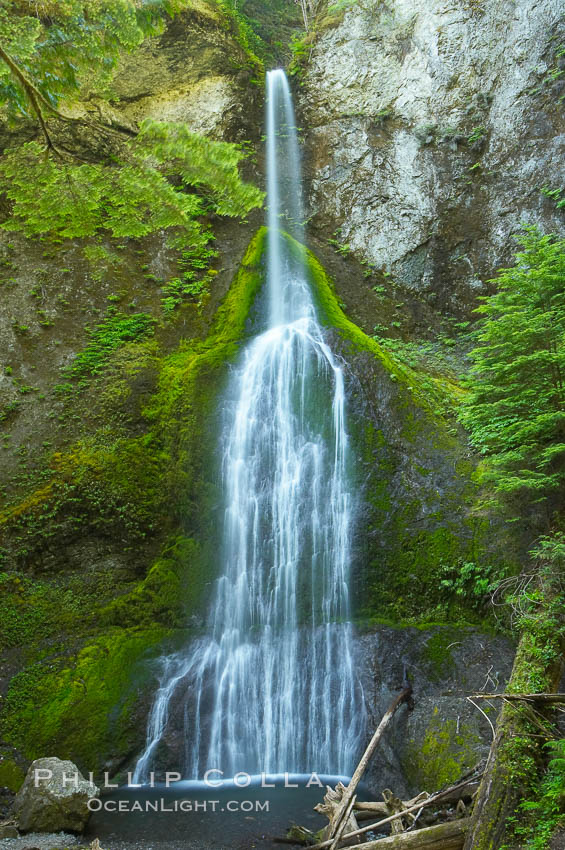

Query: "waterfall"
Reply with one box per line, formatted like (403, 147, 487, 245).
(133, 69, 365, 783)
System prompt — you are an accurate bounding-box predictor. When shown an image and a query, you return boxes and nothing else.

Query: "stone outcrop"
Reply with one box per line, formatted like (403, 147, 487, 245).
(14, 757, 99, 833)
(108, 2, 262, 142)
(300, 0, 564, 313)
(354, 625, 515, 796)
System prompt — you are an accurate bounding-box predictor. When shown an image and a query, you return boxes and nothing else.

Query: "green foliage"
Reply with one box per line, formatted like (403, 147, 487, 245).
(371, 335, 460, 376)
(288, 30, 310, 76)
(328, 237, 352, 257)
(541, 185, 565, 209)
(0, 120, 263, 244)
(460, 227, 565, 509)
(467, 124, 487, 146)
(529, 44, 565, 101)
(0, 0, 177, 118)
(65, 310, 155, 379)
(231, 0, 302, 65)
(215, 0, 264, 70)
(161, 277, 206, 313)
(83, 244, 124, 281)
(512, 739, 565, 850)
(0, 0, 264, 287)
(439, 560, 504, 607)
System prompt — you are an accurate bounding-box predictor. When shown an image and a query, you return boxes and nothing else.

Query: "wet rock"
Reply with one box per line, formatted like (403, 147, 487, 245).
(14, 758, 99, 834)
(354, 625, 515, 796)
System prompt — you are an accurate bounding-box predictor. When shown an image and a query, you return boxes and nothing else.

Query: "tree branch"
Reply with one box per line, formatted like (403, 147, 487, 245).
(470, 692, 565, 703)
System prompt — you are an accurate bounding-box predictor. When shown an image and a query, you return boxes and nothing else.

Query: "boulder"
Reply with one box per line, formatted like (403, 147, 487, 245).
(14, 757, 99, 833)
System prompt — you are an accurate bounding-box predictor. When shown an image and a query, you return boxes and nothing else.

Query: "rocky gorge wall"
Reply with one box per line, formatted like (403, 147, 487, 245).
(299, 0, 564, 317)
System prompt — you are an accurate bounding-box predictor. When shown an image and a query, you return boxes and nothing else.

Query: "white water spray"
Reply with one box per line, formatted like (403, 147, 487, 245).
(133, 69, 365, 783)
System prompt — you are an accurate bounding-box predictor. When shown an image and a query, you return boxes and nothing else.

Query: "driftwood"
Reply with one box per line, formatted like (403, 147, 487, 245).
(315, 783, 360, 843)
(341, 818, 470, 850)
(352, 781, 478, 823)
(308, 774, 481, 850)
(323, 682, 414, 850)
(382, 790, 409, 835)
(352, 776, 478, 819)
(470, 692, 565, 703)
(353, 801, 388, 819)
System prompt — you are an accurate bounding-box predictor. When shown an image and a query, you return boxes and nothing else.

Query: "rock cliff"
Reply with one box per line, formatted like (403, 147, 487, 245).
(299, 0, 564, 315)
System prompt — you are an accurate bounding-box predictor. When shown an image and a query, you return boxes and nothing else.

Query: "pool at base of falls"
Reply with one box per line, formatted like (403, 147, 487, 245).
(85, 776, 379, 850)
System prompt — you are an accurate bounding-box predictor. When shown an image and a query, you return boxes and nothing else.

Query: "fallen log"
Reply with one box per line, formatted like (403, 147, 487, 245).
(463, 625, 564, 850)
(308, 774, 481, 850)
(352, 780, 477, 821)
(324, 681, 413, 849)
(341, 818, 469, 850)
(353, 801, 388, 818)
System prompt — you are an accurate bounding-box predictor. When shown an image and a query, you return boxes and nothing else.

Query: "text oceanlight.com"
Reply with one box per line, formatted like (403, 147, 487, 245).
(87, 799, 270, 813)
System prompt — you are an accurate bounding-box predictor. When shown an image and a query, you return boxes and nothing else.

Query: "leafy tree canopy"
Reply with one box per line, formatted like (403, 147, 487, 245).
(0, 120, 264, 241)
(0, 0, 264, 271)
(460, 227, 565, 512)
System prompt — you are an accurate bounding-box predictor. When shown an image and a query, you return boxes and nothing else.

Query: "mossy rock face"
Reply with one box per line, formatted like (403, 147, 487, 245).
(354, 624, 515, 796)
(0, 231, 267, 778)
(404, 707, 481, 790)
(283, 235, 508, 624)
(1, 627, 168, 775)
(0, 757, 25, 792)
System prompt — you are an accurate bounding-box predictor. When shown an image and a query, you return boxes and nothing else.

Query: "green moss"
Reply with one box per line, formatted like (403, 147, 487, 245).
(0, 231, 267, 561)
(404, 707, 481, 790)
(65, 311, 156, 381)
(0, 225, 491, 774)
(2, 627, 168, 773)
(101, 535, 207, 628)
(422, 627, 462, 680)
(0, 229, 269, 774)
(0, 757, 25, 791)
(284, 232, 462, 418)
(141, 226, 267, 523)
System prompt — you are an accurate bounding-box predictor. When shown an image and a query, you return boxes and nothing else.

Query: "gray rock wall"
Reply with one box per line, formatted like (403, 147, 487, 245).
(300, 0, 564, 313)
(354, 625, 515, 797)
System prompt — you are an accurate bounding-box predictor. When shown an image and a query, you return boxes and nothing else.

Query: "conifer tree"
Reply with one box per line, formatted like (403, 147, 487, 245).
(460, 227, 565, 518)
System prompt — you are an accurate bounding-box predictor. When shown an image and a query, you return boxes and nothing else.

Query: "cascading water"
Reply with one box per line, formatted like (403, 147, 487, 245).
(133, 69, 365, 784)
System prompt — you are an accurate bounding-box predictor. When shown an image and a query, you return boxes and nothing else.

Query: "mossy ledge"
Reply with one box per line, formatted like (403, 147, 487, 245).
(285, 232, 464, 420)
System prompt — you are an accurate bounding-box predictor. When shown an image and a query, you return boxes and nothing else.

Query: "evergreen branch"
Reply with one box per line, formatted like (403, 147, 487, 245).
(0, 43, 137, 156)
(0, 42, 60, 149)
